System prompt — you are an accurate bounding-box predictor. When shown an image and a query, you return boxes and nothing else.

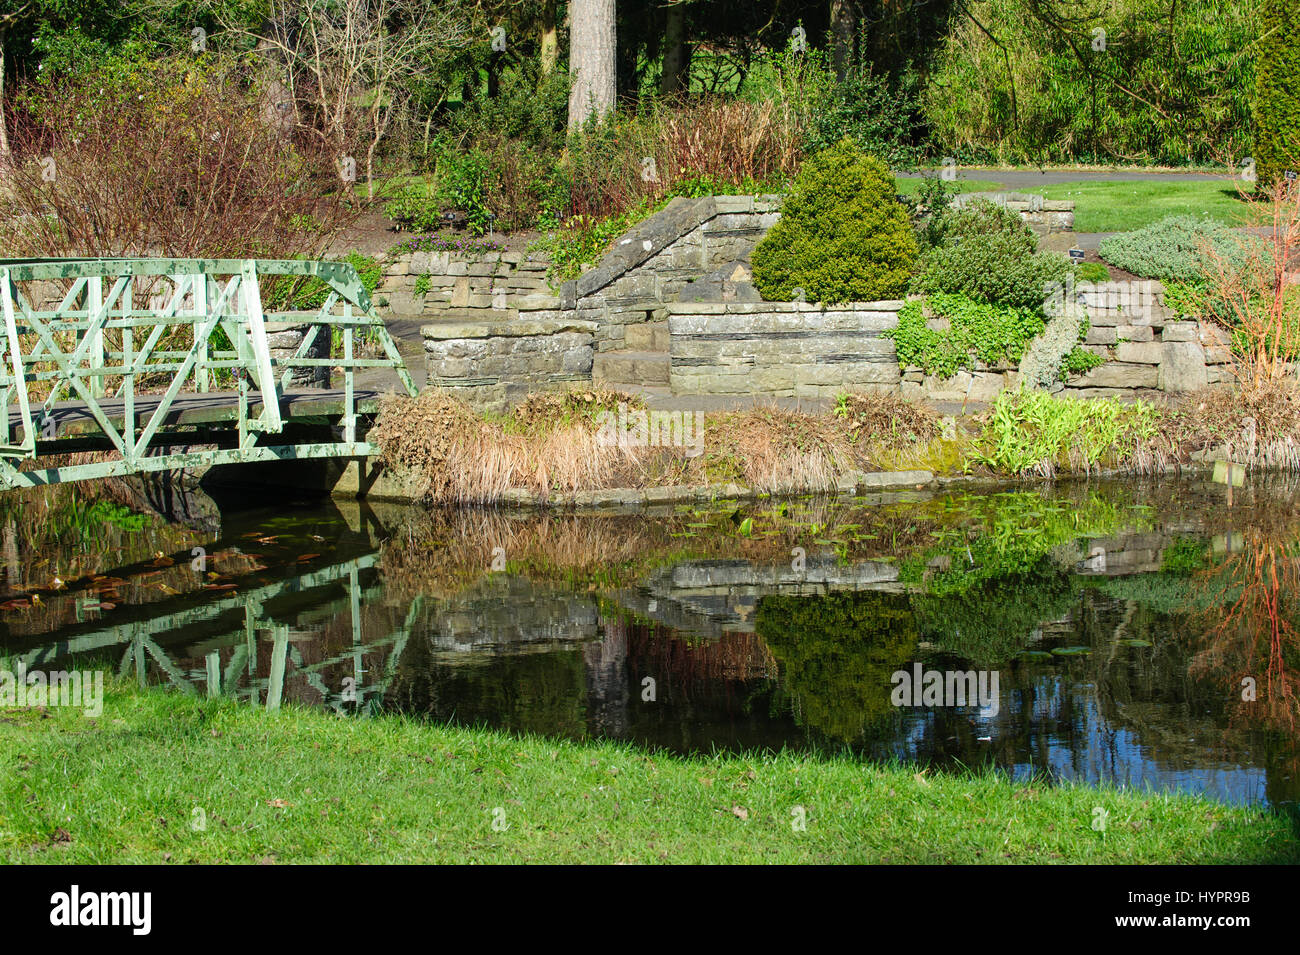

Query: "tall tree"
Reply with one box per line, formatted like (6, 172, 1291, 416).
(1254, 0, 1300, 187)
(661, 1, 691, 95)
(567, 0, 616, 130)
(0, 3, 32, 169)
(830, 0, 856, 81)
(539, 0, 560, 74)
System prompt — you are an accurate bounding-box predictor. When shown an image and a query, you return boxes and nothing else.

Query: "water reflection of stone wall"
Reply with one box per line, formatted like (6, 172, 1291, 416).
(424, 575, 600, 652)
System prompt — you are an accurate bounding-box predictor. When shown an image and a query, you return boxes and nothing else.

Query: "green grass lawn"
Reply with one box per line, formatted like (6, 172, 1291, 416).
(894, 177, 1003, 196)
(2, 682, 1295, 864)
(1024, 180, 1256, 232)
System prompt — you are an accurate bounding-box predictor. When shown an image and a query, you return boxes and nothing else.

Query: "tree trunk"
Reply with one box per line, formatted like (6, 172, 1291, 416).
(567, 0, 616, 131)
(540, 0, 559, 75)
(830, 0, 856, 82)
(660, 4, 691, 96)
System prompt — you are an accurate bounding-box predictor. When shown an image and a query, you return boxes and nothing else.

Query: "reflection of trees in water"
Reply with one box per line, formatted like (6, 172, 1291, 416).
(385, 631, 588, 739)
(1191, 521, 1300, 734)
(911, 562, 1078, 666)
(757, 592, 918, 742)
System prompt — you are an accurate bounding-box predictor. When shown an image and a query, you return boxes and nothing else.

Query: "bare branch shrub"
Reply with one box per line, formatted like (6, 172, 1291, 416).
(1201, 179, 1300, 392)
(0, 58, 359, 259)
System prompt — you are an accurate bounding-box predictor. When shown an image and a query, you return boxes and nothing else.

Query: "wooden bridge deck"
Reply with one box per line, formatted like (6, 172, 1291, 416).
(8, 388, 393, 439)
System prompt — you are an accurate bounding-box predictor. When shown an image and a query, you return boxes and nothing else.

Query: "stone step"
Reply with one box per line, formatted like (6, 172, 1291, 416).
(593, 350, 670, 386)
(623, 320, 670, 351)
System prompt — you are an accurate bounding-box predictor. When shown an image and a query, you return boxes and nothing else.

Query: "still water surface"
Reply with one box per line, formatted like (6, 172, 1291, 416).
(2, 476, 1298, 809)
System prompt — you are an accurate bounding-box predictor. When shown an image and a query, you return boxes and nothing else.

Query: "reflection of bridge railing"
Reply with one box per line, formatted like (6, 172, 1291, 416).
(15, 554, 421, 713)
(1, 258, 417, 489)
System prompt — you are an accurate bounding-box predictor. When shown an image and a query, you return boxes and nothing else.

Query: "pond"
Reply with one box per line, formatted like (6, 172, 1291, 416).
(2, 475, 1298, 811)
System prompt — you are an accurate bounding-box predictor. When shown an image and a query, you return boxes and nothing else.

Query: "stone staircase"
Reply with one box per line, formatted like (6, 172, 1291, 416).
(592, 320, 670, 390)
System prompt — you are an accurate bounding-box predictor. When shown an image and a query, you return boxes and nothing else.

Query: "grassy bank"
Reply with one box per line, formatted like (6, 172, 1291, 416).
(368, 386, 1300, 505)
(1, 682, 1295, 864)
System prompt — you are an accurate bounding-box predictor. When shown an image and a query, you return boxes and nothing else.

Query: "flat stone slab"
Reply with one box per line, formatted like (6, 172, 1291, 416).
(420, 318, 598, 339)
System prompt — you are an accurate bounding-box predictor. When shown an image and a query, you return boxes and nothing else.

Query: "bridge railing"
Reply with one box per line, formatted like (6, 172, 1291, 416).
(0, 258, 416, 476)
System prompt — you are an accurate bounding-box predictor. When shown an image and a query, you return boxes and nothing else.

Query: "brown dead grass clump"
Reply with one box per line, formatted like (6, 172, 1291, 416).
(508, 388, 644, 433)
(1169, 385, 1300, 471)
(370, 391, 645, 503)
(691, 406, 864, 493)
(833, 392, 943, 443)
(373, 391, 959, 503)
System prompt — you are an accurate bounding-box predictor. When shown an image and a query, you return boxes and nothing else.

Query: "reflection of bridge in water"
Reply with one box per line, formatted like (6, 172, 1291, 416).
(14, 551, 422, 713)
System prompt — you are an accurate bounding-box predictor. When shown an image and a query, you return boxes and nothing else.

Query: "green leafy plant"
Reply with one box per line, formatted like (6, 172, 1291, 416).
(1097, 215, 1257, 282)
(898, 175, 961, 250)
(1161, 279, 1207, 317)
(886, 293, 1045, 378)
(973, 389, 1160, 476)
(751, 140, 918, 304)
(909, 199, 1071, 308)
(386, 180, 445, 234)
(1059, 346, 1106, 379)
(1075, 261, 1111, 283)
(529, 207, 648, 283)
(263, 252, 381, 311)
(801, 56, 929, 168)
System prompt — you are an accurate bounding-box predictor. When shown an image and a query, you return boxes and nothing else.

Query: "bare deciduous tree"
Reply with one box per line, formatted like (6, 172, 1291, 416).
(217, 0, 477, 199)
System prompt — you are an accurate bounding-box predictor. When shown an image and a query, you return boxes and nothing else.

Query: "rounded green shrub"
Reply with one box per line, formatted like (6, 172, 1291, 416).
(751, 140, 918, 305)
(1253, 0, 1300, 189)
(909, 198, 1070, 308)
(1097, 215, 1255, 282)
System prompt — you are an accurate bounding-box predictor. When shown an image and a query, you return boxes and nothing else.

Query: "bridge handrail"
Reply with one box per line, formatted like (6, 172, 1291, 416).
(0, 257, 416, 476)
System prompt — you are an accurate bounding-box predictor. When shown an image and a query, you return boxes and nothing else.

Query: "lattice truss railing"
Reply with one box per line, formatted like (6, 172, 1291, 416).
(0, 258, 415, 486)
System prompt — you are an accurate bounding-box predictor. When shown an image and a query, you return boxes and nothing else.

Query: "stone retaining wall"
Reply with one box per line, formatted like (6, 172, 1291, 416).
(267, 321, 330, 388)
(668, 283, 1234, 402)
(421, 317, 596, 412)
(1064, 280, 1231, 397)
(950, 191, 1075, 235)
(563, 195, 782, 351)
(667, 301, 903, 398)
(379, 249, 560, 317)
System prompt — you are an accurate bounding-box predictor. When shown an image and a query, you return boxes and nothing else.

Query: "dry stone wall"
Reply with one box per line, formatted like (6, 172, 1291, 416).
(668, 302, 903, 398)
(561, 194, 782, 352)
(668, 282, 1232, 402)
(422, 317, 596, 413)
(379, 249, 560, 317)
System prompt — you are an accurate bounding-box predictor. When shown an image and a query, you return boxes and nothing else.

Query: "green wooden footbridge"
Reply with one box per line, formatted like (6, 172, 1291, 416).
(0, 257, 417, 489)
